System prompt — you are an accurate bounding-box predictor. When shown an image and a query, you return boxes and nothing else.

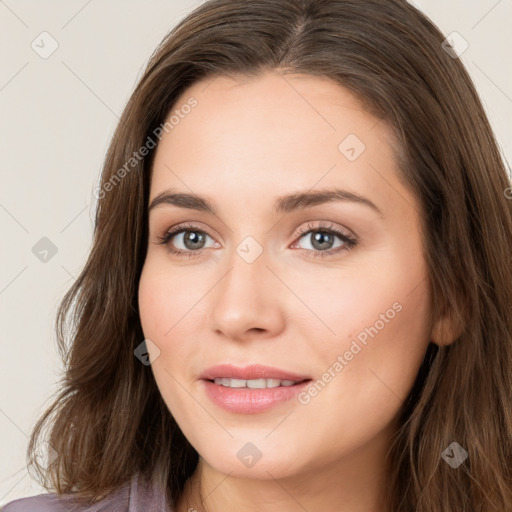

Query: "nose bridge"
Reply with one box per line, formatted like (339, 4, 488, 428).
(217, 245, 270, 310)
(210, 243, 282, 339)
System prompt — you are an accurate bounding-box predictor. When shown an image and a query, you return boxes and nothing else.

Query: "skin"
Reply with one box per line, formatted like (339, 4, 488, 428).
(138, 70, 455, 512)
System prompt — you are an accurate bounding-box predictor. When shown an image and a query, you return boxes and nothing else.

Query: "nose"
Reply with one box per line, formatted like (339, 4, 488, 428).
(209, 249, 285, 342)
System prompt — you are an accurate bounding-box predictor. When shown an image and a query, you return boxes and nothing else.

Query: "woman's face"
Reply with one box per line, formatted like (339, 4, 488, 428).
(138, 70, 434, 481)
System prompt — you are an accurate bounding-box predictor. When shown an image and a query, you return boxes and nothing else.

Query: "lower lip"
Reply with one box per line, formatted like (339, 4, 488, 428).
(201, 379, 311, 414)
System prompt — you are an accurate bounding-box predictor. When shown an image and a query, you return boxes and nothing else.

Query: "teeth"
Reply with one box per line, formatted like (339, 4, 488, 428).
(213, 378, 299, 388)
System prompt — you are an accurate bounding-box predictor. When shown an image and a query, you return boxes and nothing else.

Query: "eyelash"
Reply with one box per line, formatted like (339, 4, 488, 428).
(156, 221, 358, 259)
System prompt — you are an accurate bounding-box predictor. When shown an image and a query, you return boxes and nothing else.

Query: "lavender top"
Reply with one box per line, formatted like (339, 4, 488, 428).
(1, 473, 173, 512)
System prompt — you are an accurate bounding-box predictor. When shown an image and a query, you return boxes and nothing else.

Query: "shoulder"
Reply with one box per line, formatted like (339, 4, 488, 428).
(1, 484, 129, 512)
(1, 492, 82, 511)
(1, 473, 172, 512)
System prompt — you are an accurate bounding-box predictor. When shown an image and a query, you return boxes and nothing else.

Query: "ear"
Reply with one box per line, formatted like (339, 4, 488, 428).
(430, 308, 464, 346)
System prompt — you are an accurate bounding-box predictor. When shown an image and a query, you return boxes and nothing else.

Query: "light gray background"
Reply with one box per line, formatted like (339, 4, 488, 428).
(1, 0, 511, 505)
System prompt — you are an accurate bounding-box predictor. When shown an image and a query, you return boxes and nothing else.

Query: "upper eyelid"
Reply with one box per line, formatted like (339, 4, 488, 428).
(296, 221, 354, 237)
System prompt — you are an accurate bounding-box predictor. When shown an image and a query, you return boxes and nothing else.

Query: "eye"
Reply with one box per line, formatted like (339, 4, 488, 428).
(292, 222, 358, 258)
(156, 223, 217, 257)
(156, 221, 358, 259)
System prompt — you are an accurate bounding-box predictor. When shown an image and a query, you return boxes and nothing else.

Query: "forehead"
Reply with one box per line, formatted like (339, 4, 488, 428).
(167, 71, 384, 148)
(149, 70, 412, 219)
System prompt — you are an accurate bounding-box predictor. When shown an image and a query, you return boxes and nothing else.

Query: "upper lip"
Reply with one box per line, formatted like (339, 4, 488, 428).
(200, 364, 311, 382)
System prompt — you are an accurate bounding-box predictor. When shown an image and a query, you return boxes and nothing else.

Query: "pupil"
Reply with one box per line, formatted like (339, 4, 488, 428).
(312, 232, 333, 250)
(184, 231, 205, 250)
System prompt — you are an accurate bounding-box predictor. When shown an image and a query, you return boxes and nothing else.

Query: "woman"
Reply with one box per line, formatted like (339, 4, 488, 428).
(3, 0, 512, 510)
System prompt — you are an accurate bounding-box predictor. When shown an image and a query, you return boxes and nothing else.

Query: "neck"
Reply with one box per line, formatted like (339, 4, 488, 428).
(176, 424, 395, 512)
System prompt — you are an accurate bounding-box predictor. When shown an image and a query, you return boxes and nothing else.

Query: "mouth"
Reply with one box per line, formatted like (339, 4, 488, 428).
(199, 363, 311, 382)
(199, 364, 313, 413)
(209, 377, 309, 388)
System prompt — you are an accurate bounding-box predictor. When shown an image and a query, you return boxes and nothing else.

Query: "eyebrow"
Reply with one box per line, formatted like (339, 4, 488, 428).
(148, 188, 383, 217)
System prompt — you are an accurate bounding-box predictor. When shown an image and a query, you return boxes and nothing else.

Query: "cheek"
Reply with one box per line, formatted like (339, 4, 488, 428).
(293, 246, 431, 399)
(138, 269, 169, 340)
(287, 266, 430, 462)
(138, 258, 202, 339)
(138, 263, 188, 379)
(137, 262, 204, 406)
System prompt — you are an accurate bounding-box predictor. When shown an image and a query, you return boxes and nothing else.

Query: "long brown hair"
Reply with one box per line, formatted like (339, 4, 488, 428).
(27, 0, 512, 510)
